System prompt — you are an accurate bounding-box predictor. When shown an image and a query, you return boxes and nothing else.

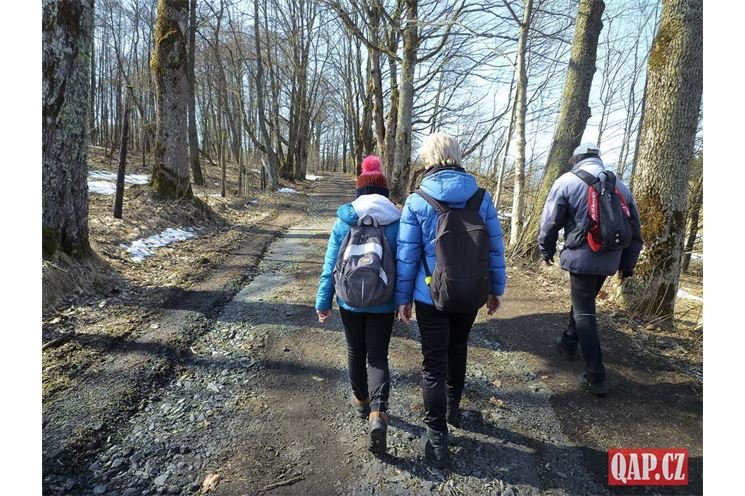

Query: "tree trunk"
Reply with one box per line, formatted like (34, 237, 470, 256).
(42, 0, 94, 258)
(368, 3, 385, 157)
(384, 25, 399, 182)
(508, 0, 533, 249)
(188, 0, 204, 185)
(391, 0, 418, 202)
(253, 0, 279, 190)
(516, 0, 605, 256)
(114, 89, 132, 219)
(151, 0, 192, 199)
(681, 172, 703, 273)
(621, 0, 703, 317)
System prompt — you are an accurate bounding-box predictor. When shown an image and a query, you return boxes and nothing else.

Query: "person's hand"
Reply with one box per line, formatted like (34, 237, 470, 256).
(487, 294, 502, 315)
(543, 256, 554, 266)
(317, 309, 332, 323)
(397, 304, 412, 325)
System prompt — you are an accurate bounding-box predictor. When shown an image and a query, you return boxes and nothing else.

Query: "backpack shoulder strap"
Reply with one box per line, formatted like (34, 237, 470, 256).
(572, 169, 599, 186)
(415, 189, 449, 214)
(465, 188, 486, 211)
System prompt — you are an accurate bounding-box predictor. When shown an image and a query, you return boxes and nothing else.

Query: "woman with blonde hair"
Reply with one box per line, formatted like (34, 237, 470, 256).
(395, 132, 507, 468)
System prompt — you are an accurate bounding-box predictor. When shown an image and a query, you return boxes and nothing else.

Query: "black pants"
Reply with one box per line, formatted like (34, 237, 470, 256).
(561, 273, 607, 382)
(339, 309, 394, 412)
(415, 302, 478, 434)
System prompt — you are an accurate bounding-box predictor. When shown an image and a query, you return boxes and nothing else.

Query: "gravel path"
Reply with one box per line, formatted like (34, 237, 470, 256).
(43, 173, 702, 495)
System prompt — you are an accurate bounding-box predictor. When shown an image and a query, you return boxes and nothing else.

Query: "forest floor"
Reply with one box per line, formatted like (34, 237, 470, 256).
(42, 163, 703, 495)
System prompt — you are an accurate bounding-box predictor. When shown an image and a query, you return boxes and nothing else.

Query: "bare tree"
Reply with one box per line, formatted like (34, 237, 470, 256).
(43, 0, 94, 258)
(188, 0, 204, 185)
(515, 0, 605, 256)
(507, 0, 534, 249)
(621, 0, 703, 317)
(151, 0, 193, 199)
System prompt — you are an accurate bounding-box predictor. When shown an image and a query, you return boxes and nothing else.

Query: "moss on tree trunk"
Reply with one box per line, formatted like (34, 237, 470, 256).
(151, 0, 192, 200)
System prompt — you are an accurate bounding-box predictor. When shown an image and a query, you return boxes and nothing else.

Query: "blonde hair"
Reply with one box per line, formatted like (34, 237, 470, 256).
(418, 132, 462, 170)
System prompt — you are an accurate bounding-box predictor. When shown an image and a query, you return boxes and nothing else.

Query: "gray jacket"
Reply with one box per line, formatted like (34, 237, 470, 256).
(538, 157, 643, 276)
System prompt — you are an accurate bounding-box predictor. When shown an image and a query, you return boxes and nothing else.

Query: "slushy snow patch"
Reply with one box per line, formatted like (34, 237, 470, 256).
(88, 170, 150, 195)
(120, 227, 198, 262)
(677, 288, 703, 303)
(305, 174, 323, 181)
(88, 180, 117, 195)
(278, 187, 298, 193)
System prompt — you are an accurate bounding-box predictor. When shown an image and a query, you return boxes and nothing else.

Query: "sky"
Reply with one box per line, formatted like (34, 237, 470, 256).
(0, 1, 733, 494)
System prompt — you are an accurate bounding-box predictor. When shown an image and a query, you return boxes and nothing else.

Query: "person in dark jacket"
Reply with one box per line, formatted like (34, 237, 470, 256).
(316, 155, 400, 455)
(396, 133, 507, 468)
(538, 143, 643, 396)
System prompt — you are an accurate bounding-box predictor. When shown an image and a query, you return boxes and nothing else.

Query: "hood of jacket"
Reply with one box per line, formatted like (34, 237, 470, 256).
(572, 156, 605, 176)
(419, 168, 479, 204)
(337, 194, 401, 226)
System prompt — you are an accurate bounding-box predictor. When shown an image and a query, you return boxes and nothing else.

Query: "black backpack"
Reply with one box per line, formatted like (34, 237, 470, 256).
(414, 188, 491, 313)
(570, 169, 633, 253)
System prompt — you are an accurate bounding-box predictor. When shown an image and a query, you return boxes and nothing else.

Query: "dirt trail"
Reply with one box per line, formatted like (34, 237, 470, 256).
(43, 173, 702, 496)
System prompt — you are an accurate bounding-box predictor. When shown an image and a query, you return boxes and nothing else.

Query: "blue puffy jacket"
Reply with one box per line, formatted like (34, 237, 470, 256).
(316, 194, 401, 313)
(395, 168, 507, 307)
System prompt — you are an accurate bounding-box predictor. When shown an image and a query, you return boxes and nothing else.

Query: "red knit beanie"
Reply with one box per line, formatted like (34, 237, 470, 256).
(356, 155, 389, 197)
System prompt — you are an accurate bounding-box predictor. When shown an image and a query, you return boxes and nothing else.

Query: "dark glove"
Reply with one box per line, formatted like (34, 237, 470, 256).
(619, 270, 633, 279)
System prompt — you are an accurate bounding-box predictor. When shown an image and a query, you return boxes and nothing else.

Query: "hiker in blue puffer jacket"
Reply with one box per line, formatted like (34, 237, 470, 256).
(538, 143, 643, 397)
(395, 132, 507, 468)
(316, 155, 400, 455)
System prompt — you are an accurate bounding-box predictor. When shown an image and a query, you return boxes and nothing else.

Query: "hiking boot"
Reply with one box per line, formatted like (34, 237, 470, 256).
(421, 428, 449, 469)
(446, 402, 462, 427)
(368, 411, 388, 454)
(577, 372, 608, 397)
(555, 336, 579, 361)
(351, 396, 370, 418)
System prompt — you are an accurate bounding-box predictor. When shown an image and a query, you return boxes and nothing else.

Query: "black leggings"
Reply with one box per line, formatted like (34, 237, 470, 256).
(415, 302, 477, 434)
(338, 309, 394, 412)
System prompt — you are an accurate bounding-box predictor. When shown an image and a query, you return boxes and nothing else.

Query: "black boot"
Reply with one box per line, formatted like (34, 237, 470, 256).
(446, 400, 462, 427)
(421, 427, 449, 468)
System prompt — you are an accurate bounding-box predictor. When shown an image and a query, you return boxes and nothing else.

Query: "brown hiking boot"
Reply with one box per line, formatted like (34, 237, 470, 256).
(368, 411, 388, 454)
(351, 396, 370, 418)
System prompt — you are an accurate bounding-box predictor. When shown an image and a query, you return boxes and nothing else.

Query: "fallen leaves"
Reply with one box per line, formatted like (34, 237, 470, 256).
(201, 473, 221, 494)
(489, 397, 508, 409)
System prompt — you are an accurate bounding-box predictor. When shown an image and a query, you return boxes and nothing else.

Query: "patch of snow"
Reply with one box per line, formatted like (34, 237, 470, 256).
(305, 174, 323, 181)
(677, 288, 703, 303)
(691, 252, 703, 260)
(278, 187, 298, 193)
(88, 180, 117, 195)
(120, 227, 198, 262)
(88, 170, 149, 195)
(498, 210, 512, 220)
(209, 193, 224, 198)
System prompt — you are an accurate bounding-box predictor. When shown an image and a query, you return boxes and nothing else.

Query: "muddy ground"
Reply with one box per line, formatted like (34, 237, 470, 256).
(42, 169, 703, 495)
